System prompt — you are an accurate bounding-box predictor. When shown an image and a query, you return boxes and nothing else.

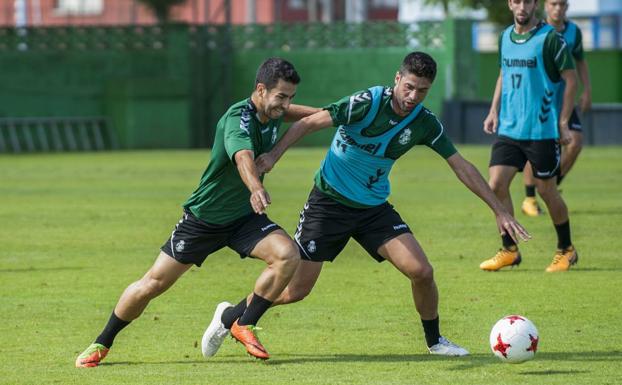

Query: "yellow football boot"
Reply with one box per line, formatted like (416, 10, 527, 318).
(521, 197, 543, 217)
(545, 246, 578, 272)
(480, 247, 522, 271)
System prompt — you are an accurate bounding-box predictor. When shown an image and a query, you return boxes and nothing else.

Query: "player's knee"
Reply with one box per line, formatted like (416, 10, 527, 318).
(537, 183, 558, 201)
(567, 135, 583, 153)
(488, 180, 507, 197)
(271, 240, 300, 268)
(409, 264, 434, 284)
(136, 276, 169, 300)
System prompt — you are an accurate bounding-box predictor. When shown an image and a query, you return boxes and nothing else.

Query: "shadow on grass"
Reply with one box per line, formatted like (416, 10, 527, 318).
(478, 267, 622, 273)
(101, 350, 621, 368)
(0, 266, 84, 273)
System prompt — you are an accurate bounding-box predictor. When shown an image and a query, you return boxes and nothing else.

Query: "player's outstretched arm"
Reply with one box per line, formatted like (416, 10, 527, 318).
(483, 72, 502, 134)
(576, 59, 592, 113)
(235, 150, 271, 214)
(446, 152, 531, 243)
(256, 110, 333, 173)
(284, 104, 323, 122)
(559, 69, 579, 145)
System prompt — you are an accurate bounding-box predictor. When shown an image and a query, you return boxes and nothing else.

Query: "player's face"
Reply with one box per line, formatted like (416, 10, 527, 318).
(257, 79, 297, 120)
(545, 0, 568, 23)
(508, 0, 538, 26)
(392, 71, 432, 116)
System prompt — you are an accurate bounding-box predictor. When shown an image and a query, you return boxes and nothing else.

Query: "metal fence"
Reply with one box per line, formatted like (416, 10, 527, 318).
(0, 117, 117, 153)
(441, 101, 622, 145)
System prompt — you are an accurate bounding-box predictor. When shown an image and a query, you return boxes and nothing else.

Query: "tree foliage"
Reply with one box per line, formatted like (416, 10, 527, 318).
(137, 0, 186, 23)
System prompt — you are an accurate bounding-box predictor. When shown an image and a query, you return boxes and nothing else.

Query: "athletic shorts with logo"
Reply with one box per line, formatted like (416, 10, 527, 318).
(489, 135, 561, 179)
(161, 210, 282, 266)
(294, 187, 412, 262)
(569, 108, 582, 132)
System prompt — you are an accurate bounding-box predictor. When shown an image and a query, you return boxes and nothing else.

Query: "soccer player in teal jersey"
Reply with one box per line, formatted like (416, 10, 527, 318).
(203, 51, 530, 357)
(481, 0, 579, 273)
(75, 58, 320, 367)
(521, 0, 592, 217)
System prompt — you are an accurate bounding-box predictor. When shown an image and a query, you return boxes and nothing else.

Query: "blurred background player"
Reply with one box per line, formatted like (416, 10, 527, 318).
(481, 0, 579, 272)
(75, 58, 319, 367)
(521, 0, 592, 216)
(202, 51, 529, 359)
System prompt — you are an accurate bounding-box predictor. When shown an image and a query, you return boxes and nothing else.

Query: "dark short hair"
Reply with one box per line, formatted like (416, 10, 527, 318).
(399, 52, 437, 82)
(255, 57, 301, 90)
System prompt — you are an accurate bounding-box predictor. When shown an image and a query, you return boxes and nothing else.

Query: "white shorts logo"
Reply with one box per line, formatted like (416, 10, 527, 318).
(261, 223, 277, 232)
(175, 240, 186, 253)
(307, 240, 316, 253)
(393, 224, 408, 231)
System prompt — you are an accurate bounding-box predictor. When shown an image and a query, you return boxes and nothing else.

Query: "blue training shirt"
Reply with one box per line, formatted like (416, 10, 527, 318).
(498, 23, 563, 140)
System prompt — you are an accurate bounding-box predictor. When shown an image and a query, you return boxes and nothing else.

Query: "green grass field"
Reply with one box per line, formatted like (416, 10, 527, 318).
(1, 146, 621, 385)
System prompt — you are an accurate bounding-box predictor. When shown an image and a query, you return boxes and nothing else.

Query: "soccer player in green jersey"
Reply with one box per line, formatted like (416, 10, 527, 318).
(480, 0, 579, 272)
(203, 51, 529, 357)
(76, 58, 319, 367)
(521, 0, 592, 217)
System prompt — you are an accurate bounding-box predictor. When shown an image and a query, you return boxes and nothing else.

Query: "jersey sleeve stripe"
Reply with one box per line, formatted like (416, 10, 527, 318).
(554, 39, 567, 62)
(347, 95, 355, 124)
(431, 116, 444, 145)
(239, 107, 251, 135)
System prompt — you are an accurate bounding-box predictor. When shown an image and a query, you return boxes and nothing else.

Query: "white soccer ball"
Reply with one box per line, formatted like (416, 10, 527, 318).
(489, 315, 539, 363)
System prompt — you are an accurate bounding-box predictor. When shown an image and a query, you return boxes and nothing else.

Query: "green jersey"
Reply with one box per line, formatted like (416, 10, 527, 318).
(498, 21, 575, 82)
(316, 86, 457, 208)
(183, 99, 282, 224)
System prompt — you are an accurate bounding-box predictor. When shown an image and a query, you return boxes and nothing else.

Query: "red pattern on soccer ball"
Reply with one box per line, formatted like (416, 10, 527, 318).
(505, 315, 525, 325)
(493, 334, 511, 357)
(527, 334, 539, 352)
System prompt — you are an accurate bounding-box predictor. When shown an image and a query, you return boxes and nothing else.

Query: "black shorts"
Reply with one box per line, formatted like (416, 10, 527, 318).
(489, 135, 561, 179)
(569, 108, 582, 132)
(294, 187, 412, 263)
(160, 210, 282, 266)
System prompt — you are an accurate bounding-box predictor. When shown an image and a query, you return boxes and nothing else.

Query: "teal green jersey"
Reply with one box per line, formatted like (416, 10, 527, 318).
(316, 86, 457, 208)
(183, 99, 282, 224)
(560, 20, 584, 61)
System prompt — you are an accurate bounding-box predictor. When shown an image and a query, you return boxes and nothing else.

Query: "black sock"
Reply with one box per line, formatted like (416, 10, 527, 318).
(94, 311, 131, 348)
(221, 298, 247, 329)
(237, 293, 273, 326)
(554, 220, 572, 250)
(525, 185, 536, 198)
(421, 317, 441, 347)
(557, 174, 565, 186)
(501, 234, 517, 250)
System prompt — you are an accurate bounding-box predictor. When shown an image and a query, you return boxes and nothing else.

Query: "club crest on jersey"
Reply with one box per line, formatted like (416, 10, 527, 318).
(307, 240, 316, 253)
(175, 240, 186, 253)
(271, 126, 278, 144)
(398, 128, 412, 145)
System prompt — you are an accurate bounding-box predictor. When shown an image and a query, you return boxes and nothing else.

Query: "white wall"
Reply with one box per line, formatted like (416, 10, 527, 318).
(567, 0, 622, 17)
(398, 0, 485, 22)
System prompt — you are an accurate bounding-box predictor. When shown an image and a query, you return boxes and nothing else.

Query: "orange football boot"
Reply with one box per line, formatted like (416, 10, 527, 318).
(546, 246, 578, 272)
(75, 343, 109, 368)
(480, 247, 522, 271)
(230, 320, 270, 360)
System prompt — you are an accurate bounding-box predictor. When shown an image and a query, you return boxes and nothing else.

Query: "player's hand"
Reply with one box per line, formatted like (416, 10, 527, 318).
(255, 153, 276, 174)
(496, 212, 531, 244)
(559, 122, 572, 146)
(483, 112, 498, 134)
(579, 91, 592, 113)
(250, 188, 271, 215)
